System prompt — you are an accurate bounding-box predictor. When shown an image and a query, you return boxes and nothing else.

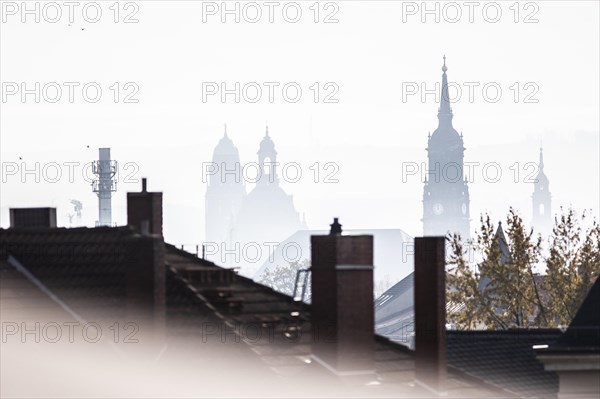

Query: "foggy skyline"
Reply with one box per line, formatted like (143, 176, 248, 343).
(1, 1, 598, 248)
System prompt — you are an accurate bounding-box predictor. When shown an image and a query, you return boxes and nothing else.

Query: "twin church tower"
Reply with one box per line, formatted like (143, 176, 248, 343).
(205, 126, 305, 268)
(422, 57, 552, 239)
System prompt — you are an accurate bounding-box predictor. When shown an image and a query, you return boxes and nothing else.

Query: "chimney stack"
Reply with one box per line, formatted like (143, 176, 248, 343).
(414, 236, 447, 392)
(125, 179, 165, 338)
(127, 178, 162, 236)
(310, 218, 374, 375)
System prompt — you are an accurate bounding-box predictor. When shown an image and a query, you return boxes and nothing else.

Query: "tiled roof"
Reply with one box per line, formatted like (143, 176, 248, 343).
(447, 330, 561, 399)
(0, 258, 76, 324)
(1, 226, 517, 397)
(161, 244, 511, 397)
(376, 271, 563, 398)
(0, 227, 133, 320)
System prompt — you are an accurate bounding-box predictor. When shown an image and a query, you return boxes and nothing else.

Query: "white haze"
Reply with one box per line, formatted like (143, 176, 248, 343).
(1, 1, 598, 248)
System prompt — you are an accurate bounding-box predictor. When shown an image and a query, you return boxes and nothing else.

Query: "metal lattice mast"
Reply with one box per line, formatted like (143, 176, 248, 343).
(92, 148, 117, 226)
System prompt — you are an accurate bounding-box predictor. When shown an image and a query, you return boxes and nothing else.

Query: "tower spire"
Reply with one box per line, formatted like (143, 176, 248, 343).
(438, 55, 453, 126)
(423, 57, 470, 241)
(532, 147, 551, 237)
(224, 123, 228, 137)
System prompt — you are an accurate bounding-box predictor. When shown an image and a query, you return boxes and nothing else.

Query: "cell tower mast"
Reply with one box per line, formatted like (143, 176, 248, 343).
(92, 148, 117, 226)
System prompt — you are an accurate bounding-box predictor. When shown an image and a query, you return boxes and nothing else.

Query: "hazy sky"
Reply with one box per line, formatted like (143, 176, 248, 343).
(1, 0, 598, 247)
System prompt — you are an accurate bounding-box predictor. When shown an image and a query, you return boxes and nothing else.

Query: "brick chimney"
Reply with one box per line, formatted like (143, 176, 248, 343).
(310, 218, 374, 375)
(125, 178, 165, 337)
(127, 178, 162, 236)
(414, 236, 447, 392)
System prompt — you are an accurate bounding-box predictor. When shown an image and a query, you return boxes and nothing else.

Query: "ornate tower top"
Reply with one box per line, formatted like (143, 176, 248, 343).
(257, 126, 279, 186)
(258, 125, 277, 155)
(429, 56, 461, 150)
(214, 124, 237, 156)
(534, 147, 549, 189)
(210, 124, 243, 188)
(439, 55, 453, 126)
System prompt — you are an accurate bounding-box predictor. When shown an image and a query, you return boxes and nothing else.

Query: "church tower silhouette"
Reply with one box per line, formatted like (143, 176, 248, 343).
(422, 57, 471, 240)
(205, 125, 246, 246)
(205, 125, 305, 272)
(532, 147, 552, 236)
(257, 126, 279, 186)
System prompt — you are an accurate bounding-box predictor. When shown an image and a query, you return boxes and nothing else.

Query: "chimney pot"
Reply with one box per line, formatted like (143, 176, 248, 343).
(329, 217, 342, 235)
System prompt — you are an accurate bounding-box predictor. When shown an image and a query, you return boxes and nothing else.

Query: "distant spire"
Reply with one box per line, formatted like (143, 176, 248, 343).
(224, 123, 228, 137)
(495, 221, 506, 244)
(265, 122, 269, 137)
(438, 55, 453, 126)
(539, 147, 545, 171)
(494, 221, 511, 264)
